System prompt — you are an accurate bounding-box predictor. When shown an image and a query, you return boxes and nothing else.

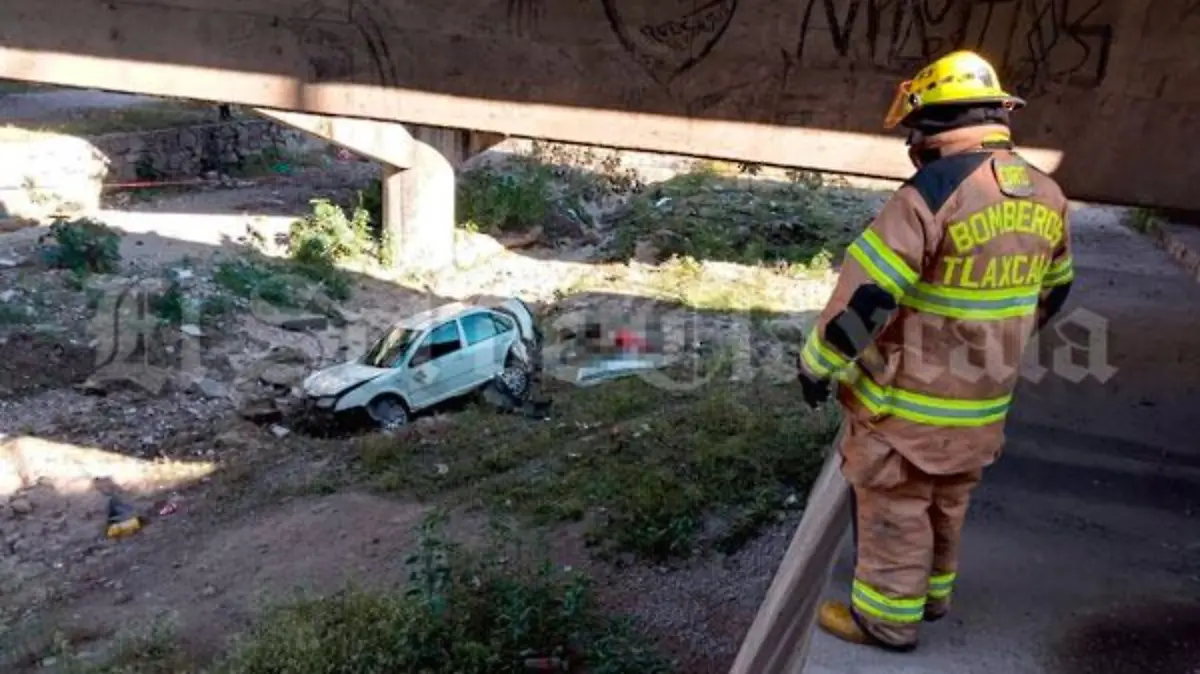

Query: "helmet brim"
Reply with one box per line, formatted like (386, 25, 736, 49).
(897, 94, 1026, 129)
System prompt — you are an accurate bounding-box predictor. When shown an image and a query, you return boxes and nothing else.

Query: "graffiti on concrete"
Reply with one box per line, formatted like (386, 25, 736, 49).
(506, 0, 543, 36)
(350, 0, 401, 87)
(602, 0, 739, 84)
(793, 0, 1114, 97)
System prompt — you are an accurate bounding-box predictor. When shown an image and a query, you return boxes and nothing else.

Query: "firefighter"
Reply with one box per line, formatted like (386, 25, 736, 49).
(796, 50, 1075, 651)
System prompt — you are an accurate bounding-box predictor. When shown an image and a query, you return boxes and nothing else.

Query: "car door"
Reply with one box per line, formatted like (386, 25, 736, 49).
(403, 320, 467, 409)
(455, 311, 509, 392)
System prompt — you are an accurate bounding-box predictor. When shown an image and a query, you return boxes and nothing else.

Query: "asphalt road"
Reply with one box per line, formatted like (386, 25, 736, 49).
(806, 204, 1200, 674)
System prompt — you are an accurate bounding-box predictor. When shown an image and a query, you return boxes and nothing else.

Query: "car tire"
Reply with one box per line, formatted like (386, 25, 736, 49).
(367, 394, 410, 431)
(499, 349, 532, 400)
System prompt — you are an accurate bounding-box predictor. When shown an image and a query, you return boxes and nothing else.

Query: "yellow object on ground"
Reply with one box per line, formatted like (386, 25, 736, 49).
(106, 517, 142, 538)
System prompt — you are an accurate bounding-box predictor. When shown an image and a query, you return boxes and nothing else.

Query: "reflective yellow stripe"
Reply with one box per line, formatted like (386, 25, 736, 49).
(847, 230, 920, 298)
(848, 377, 1011, 427)
(852, 580, 925, 624)
(928, 572, 957, 600)
(902, 282, 1040, 320)
(800, 330, 852, 379)
(1042, 256, 1074, 287)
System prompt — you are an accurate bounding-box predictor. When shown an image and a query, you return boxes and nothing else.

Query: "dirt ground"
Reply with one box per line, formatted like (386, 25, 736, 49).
(0, 141, 851, 671)
(0, 125, 1196, 674)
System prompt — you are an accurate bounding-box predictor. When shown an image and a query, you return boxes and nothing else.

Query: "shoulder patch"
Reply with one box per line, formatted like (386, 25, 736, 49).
(904, 152, 991, 216)
(992, 157, 1035, 197)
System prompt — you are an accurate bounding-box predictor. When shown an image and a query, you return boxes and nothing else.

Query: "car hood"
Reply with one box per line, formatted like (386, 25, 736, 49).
(302, 361, 391, 397)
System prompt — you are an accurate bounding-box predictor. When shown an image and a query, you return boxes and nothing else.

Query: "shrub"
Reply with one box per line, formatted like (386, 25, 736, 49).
(41, 217, 122, 274)
(215, 514, 674, 674)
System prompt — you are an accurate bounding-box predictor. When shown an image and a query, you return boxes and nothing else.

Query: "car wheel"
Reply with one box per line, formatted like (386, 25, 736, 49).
(499, 351, 532, 399)
(367, 395, 409, 431)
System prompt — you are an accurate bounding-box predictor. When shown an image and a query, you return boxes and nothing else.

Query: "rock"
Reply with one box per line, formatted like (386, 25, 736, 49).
(0, 217, 38, 233)
(9, 497, 33, 516)
(239, 398, 282, 423)
(766, 317, 812, 344)
(76, 363, 170, 397)
(191, 378, 230, 400)
(277, 314, 329, 332)
(201, 584, 218, 598)
(0, 289, 19, 302)
(180, 324, 203, 337)
(0, 254, 26, 268)
(633, 238, 661, 264)
(259, 364, 306, 388)
(498, 225, 544, 250)
(113, 591, 134, 605)
(269, 424, 290, 439)
(264, 345, 311, 365)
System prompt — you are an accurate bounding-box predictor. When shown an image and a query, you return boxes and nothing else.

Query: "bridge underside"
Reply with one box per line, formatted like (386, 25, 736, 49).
(0, 0, 1197, 250)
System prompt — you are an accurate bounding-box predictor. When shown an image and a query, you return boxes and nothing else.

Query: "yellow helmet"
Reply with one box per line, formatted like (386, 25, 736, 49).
(884, 50, 1025, 130)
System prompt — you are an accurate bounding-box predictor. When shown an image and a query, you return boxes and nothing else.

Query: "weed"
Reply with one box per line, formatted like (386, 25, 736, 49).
(213, 254, 353, 313)
(57, 617, 187, 674)
(150, 280, 186, 325)
(289, 199, 375, 264)
(213, 512, 673, 674)
(361, 369, 840, 561)
(458, 160, 554, 233)
(213, 258, 303, 308)
(40, 217, 122, 274)
(200, 294, 238, 319)
(1127, 207, 1161, 234)
(609, 168, 874, 268)
(286, 198, 373, 296)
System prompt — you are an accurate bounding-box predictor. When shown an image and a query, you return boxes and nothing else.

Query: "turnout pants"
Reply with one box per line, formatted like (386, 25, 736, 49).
(839, 424, 982, 647)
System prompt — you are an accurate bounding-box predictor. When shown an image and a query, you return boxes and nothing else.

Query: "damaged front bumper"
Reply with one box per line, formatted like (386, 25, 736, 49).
(302, 394, 341, 422)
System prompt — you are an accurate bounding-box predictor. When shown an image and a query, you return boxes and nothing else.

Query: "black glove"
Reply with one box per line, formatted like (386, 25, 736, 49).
(797, 368, 832, 409)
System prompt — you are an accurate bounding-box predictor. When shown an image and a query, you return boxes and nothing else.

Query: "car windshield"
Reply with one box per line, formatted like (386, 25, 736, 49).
(361, 326, 418, 368)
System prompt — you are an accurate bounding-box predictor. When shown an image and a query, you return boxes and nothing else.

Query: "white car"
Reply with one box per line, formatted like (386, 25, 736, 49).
(301, 297, 541, 430)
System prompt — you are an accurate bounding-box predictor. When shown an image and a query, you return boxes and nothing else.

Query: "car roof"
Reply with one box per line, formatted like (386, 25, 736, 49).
(391, 300, 501, 331)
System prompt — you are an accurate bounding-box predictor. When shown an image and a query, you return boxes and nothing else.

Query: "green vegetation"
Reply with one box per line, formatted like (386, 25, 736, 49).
(59, 515, 673, 674)
(40, 217, 123, 275)
(211, 254, 351, 310)
(1126, 207, 1163, 235)
(361, 366, 839, 562)
(149, 279, 187, 324)
(457, 159, 555, 233)
(286, 198, 375, 287)
(610, 166, 875, 269)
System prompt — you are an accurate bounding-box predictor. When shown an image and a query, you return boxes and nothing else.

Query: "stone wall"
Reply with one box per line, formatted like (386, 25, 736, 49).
(91, 119, 326, 182)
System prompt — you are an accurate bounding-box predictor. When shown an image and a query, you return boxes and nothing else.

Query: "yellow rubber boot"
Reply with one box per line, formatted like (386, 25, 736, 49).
(817, 601, 875, 645)
(817, 601, 918, 653)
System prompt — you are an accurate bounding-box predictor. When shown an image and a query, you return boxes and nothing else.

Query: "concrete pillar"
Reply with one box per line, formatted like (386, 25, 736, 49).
(384, 126, 505, 270)
(381, 137, 455, 269)
(254, 108, 506, 271)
